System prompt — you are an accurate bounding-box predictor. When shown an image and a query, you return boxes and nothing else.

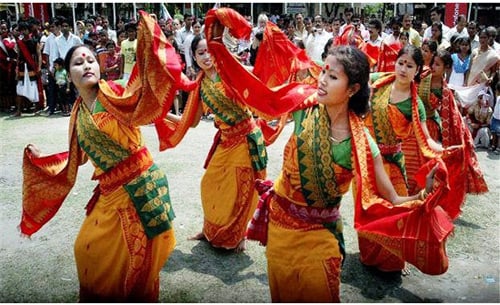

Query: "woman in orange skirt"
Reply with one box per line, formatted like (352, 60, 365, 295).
(20, 12, 195, 301)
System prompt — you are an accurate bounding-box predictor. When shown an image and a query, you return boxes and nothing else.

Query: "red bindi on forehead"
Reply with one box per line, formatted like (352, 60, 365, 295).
(325, 64, 330, 70)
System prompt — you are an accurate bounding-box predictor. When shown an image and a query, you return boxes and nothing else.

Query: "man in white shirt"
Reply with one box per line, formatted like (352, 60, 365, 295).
(55, 17, 82, 60)
(42, 17, 61, 115)
(55, 16, 82, 107)
(486, 26, 500, 53)
(467, 21, 480, 51)
(175, 13, 194, 66)
(446, 14, 468, 41)
(305, 15, 333, 63)
(366, 18, 383, 45)
(102, 17, 117, 44)
(423, 6, 450, 41)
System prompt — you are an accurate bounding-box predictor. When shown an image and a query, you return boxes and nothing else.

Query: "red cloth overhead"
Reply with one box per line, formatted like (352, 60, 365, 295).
(377, 42, 402, 72)
(204, 8, 317, 119)
(253, 21, 320, 88)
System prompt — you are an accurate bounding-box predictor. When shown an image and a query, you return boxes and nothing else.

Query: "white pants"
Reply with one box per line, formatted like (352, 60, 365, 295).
(473, 127, 491, 148)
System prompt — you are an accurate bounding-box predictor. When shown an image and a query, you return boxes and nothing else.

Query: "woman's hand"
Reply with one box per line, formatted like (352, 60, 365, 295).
(25, 144, 42, 158)
(443, 144, 463, 157)
(211, 20, 225, 42)
(425, 163, 439, 194)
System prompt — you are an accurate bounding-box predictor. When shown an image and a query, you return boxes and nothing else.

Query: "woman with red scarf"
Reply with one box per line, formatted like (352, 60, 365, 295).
(202, 8, 455, 302)
(419, 49, 488, 220)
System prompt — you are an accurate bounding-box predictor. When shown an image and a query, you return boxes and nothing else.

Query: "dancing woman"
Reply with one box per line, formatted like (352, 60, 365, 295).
(204, 8, 454, 301)
(419, 49, 488, 219)
(20, 12, 194, 301)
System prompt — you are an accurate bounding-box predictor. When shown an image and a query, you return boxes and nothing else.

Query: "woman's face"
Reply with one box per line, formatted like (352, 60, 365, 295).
(399, 35, 409, 46)
(68, 47, 100, 90)
(317, 55, 352, 107)
(459, 41, 470, 53)
(194, 39, 213, 71)
(0, 23, 8, 38)
(431, 25, 441, 39)
(479, 95, 489, 107)
(431, 56, 446, 78)
(193, 22, 202, 35)
(395, 53, 419, 85)
(479, 32, 489, 48)
(421, 44, 433, 63)
(172, 19, 181, 30)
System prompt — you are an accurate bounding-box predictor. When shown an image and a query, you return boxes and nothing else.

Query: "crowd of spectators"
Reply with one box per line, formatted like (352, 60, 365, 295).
(1, 5, 498, 152)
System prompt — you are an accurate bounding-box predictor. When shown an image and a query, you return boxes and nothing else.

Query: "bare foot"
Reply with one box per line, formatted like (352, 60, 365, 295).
(402, 263, 411, 276)
(188, 231, 206, 241)
(234, 238, 247, 253)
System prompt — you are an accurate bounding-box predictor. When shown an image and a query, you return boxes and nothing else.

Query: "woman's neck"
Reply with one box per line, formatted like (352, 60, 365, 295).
(431, 75, 443, 88)
(393, 79, 411, 92)
(79, 88, 98, 106)
(326, 104, 349, 129)
(205, 67, 217, 80)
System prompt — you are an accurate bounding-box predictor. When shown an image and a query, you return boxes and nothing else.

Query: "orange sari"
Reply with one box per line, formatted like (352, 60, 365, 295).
(20, 11, 194, 301)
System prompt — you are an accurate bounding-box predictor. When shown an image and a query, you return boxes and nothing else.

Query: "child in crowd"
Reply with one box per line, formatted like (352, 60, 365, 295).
(399, 31, 410, 47)
(467, 90, 493, 149)
(448, 36, 471, 87)
(53, 58, 71, 116)
(103, 41, 121, 81)
(489, 82, 500, 153)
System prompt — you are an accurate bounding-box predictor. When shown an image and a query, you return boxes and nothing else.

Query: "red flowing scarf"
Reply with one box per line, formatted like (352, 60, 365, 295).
(377, 42, 402, 72)
(204, 8, 317, 119)
(350, 112, 454, 275)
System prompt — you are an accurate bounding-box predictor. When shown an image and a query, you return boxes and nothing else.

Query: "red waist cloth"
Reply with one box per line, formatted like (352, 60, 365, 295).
(246, 180, 341, 246)
(378, 142, 402, 155)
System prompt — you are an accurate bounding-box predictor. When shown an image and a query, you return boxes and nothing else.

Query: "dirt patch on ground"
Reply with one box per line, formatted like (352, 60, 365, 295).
(0, 113, 498, 302)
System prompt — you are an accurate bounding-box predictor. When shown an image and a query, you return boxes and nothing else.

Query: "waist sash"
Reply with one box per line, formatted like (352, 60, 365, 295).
(92, 146, 153, 195)
(274, 194, 341, 224)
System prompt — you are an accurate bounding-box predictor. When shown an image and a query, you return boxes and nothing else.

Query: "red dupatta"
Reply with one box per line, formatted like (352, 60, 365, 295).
(204, 8, 317, 119)
(434, 83, 488, 219)
(97, 11, 196, 131)
(377, 42, 401, 72)
(253, 21, 320, 88)
(252, 20, 321, 145)
(16, 38, 37, 72)
(20, 99, 85, 236)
